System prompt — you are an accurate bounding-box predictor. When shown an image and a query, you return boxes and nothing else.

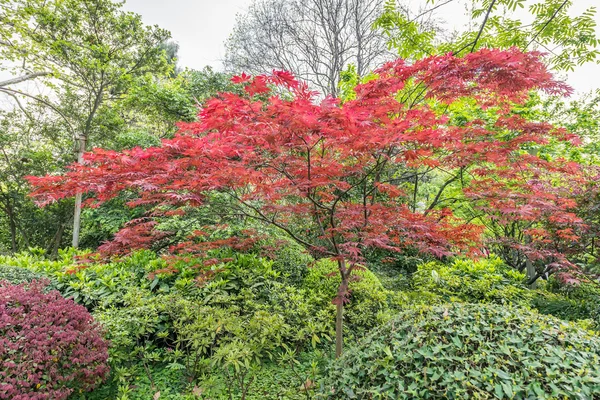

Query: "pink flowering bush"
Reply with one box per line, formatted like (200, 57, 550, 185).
(0, 280, 109, 400)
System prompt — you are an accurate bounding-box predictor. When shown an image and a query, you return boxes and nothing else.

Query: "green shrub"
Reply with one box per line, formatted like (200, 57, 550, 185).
(412, 256, 600, 328)
(302, 259, 391, 336)
(364, 248, 426, 291)
(169, 254, 332, 355)
(533, 280, 600, 329)
(195, 350, 327, 400)
(90, 253, 333, 398)
(0, 264, 55, 288)
(0, 248, 158, 309)
(413, 256, 533, 305)
(267, 239, 313, 285)
(322, 303, 600, 399)
(0, 247, 81, 272)
(93, 288, 173, 361)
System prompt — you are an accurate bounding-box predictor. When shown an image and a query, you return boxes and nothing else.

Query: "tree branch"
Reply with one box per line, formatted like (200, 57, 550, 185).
(526, 0, 568, 49)
(470, 0, 497, 52)
(0, 72, 49, 87)
(0, 87, 75, 135)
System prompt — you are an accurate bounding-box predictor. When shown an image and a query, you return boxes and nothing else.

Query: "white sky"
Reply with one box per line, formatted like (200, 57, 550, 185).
(122, 0, 600, 96)
(122, 0, 251, 69)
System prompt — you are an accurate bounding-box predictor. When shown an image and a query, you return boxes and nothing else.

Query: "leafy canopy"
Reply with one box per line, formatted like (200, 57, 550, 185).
(375, 0, 599, 72)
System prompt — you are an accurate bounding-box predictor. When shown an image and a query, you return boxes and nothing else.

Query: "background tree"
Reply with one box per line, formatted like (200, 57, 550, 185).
(0, 107, 74, 254)
(375, 0, 599, 71)
(370, 0, 600, 283)
(0, 0, 171, 248)
(76, 66, 244, 249)
(531, 91, 600, 274)
(224, 0, 391, 96)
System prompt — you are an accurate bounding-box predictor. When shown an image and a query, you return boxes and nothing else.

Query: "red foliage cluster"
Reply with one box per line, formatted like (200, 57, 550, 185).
(0, 281, 109, 400)
(27, 48, 585, 280)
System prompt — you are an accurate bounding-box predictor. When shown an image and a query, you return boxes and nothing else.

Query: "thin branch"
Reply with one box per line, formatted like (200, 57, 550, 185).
(452, 0, 498, 55)
(0, 87, 76, 135)
(409, 0, 457, 23)
(425, 170, 462, 215)
(471, 0, 498, 52)
(228, 191, 330, 254)
(525, 0, 568, 49)
(0, 72, 49, 87)
(0, 90, 34, 121)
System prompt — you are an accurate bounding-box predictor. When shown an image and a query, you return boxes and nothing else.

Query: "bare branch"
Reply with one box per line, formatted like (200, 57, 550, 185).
(224, 0, 392, 96)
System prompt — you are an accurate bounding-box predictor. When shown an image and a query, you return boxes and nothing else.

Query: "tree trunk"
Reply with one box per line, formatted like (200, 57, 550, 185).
(0, 197, 18, 252)
(7, 207, 17, 253)
(525, 235, 537, 289)
(72, 134, 86, 248)
(335, 301, 344, 358)
(335, 259, 349, 358)
(15, 222, 30, 250)
(49, 223, 65, 259)
(526, 257, 537, 289)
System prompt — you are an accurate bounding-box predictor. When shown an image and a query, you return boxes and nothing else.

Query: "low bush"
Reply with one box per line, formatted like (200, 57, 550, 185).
(0, 248, 157, 309)
(0, 265, 55, 288)
(534, 279, 600, 329)
(264, 238, 314, 285)
(322, 303, 600, 399)
(412, 256, 600, 329)
(363, 248, 427, 291)
(90, 253, 333, 398)
(0, 281, 109, 400)
(413, 256, 532, 305)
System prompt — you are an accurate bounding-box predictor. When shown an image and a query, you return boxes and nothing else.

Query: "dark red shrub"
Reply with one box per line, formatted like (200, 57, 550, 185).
(0, 280, 109, 400)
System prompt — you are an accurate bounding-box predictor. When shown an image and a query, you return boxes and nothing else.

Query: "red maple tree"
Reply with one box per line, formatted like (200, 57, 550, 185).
(28, 48, 584, 356)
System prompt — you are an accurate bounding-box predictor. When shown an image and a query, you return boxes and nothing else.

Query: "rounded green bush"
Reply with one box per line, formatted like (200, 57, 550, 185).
(412, 256, 533, 305)
(269, 243, 313, 285)
(412, 257, 600, 328)
(0, 265, 56, 289)
(322, 303, 600, 399)
(302, 259, 390, 335)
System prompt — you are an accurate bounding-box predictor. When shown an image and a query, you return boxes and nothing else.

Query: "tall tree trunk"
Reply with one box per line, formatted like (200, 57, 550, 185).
(0, 195, 18, 252)
(336, 259, 349, 358)
(15, 222, 30, 250)
(7, 206, 17, 253)
(335, 301, 344, 358)
(72, 134, 86, 248)
(525, 235, 537, 289)
(1, 197, 20, 253)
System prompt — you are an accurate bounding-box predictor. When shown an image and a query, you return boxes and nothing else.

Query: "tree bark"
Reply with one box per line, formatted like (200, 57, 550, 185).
(0, 72, 49, 88)
(335, 259, 349, 358)
(72, 134, 86, 248)
(1, 197, 19, 253)
(7, 207, 17, 253)
(335, 301, 344, 358)
(526, 257, 537, 289)
(49, 223, 65, 259)
(525, 235, 537, 289)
